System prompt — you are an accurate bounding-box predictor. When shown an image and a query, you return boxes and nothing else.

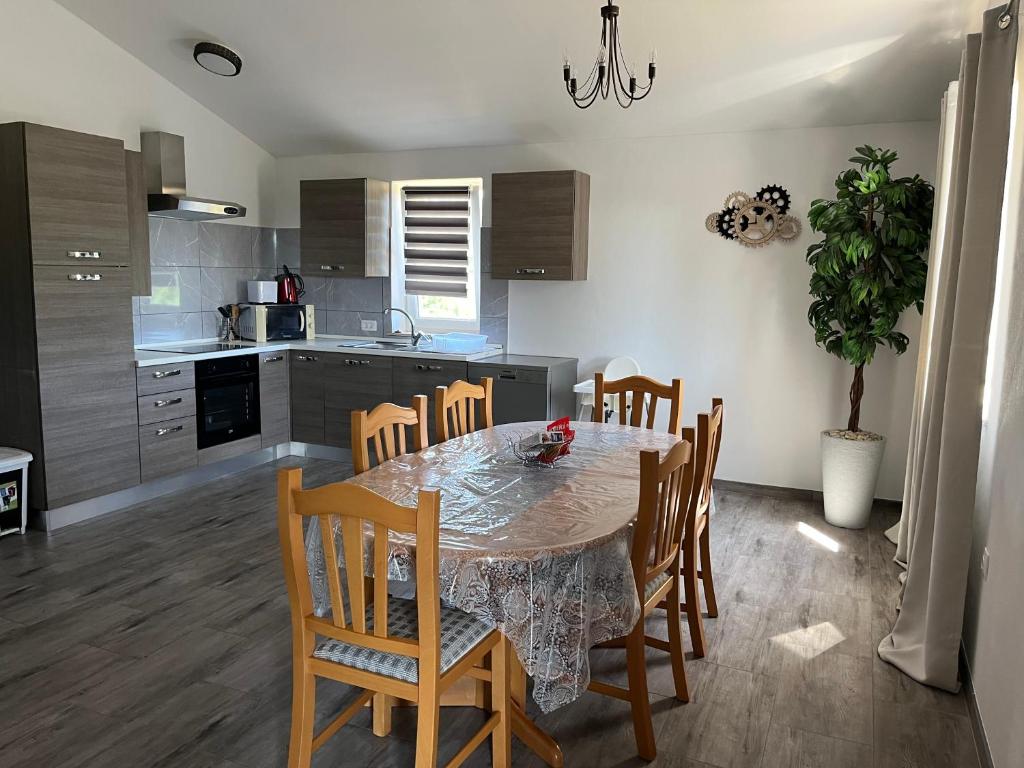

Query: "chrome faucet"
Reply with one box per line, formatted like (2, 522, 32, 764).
(383, 307, 423, 346)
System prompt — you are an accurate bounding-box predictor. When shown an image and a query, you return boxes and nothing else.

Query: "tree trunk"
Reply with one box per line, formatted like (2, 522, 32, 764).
(848, 364, 865, 432)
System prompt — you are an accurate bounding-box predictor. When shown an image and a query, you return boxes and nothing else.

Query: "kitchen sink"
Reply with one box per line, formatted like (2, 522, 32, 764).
(339, 340, 420, 351)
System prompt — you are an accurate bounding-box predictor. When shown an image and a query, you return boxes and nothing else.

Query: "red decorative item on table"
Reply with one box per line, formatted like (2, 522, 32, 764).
(539, 417, 575, 464)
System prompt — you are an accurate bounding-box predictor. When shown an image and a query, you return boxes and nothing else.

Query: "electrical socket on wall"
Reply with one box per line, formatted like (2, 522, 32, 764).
(981, 547, 990, 580)
(360, 319, 378, 333)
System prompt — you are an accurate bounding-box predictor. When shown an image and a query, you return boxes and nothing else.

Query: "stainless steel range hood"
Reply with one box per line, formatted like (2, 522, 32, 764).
(141, 132, 246, 221)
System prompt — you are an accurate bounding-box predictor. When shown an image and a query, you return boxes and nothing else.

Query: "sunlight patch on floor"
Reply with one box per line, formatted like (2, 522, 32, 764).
(797, 521, 841, 552)
(770, 621, 846, 659)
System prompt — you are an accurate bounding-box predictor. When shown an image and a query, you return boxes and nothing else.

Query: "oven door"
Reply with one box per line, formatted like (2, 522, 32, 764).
(197, 373, 261, 449)
(266, 305, 306, 340)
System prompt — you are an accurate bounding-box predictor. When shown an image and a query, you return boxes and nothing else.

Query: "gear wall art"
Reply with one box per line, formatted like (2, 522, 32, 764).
(705, 185, 801, 248)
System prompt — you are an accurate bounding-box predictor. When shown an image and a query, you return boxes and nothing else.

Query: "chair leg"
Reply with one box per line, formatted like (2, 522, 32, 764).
(414, 685, 441, 768)
(491, 638, 512, 768)
(287, 666, 316, 768)
(699, 523, 719, 618)
(682, 538, 707, 658)
(372, 693, 393, 736)
(625, 626, 657, 761)
(665, 575, 690, 702)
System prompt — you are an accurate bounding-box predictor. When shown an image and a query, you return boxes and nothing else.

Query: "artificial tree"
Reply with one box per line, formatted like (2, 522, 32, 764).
(807, 146, 934, 433)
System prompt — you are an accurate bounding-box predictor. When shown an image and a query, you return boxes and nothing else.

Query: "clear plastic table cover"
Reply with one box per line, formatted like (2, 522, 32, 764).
(305, 421, 681, 712)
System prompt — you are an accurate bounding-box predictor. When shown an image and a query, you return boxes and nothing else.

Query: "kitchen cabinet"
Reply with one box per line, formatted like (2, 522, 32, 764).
(125, 149, 152, 297)
(491, 170, 590, 281)
(391, 358, 468, 444)
(259, 351, 291, 448)
(469, 354, 578, 426)
(136, 361, 196, 397)
(0, 122, 140, 514)
(290, 352, 326, 444)
(299, 177, 389, 277)
(324, 353, 393, 448)
(139, 416, 197, 483)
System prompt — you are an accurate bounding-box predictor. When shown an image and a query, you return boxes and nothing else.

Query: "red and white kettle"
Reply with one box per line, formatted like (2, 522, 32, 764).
(275, 265, 304, 304)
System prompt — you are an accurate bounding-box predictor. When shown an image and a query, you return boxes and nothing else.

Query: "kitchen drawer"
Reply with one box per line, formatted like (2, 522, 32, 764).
(136, 361, 196, 396)
(469, 364, 548, 386)
(137, 387, 197, 426)
(324, 353, 393, 448)
(139, 415, 198, 482)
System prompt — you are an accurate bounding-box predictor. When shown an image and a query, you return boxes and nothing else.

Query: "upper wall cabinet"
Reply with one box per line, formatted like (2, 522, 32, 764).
(124, 149, 152, 297)
(300, 177, 390, 277)
(491, 170, 590, 281)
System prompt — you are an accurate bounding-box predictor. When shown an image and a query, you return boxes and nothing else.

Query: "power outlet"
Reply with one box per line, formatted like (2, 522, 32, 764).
(360, 319, 378, 333)
(981, 547, 991, 580)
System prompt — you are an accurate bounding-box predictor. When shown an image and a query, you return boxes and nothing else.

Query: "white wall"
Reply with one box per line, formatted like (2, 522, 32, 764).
(0, 0, 275, 225)
(275, 121, 939, 498)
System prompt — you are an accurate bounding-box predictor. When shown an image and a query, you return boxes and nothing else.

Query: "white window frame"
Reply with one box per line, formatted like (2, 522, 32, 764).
(389, 178, 483, 335)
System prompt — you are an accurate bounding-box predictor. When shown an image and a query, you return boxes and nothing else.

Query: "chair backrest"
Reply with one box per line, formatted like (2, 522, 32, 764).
(684, 399, 724, 528)
(277, 468, 443, 679)
(351, 395, 429, 475)
(592, 372, 684, 436)
(435, 377, 494, 442)
(631, 441, 695, 601)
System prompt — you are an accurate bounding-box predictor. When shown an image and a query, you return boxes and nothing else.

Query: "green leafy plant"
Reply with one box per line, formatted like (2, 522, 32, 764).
(807, 146, 934, 432)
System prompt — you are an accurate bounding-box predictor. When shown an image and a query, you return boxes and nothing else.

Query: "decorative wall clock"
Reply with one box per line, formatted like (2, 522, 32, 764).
(706, 186, 801, 247)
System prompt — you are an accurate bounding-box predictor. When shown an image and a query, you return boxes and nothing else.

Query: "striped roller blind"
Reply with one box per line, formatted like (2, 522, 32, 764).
(402, 185, 471, 297)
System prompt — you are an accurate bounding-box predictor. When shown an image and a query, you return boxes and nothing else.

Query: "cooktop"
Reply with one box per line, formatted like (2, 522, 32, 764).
(138, 343, 251, 355)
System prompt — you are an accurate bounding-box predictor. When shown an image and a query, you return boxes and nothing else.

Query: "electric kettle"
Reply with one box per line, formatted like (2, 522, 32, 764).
(275, 265, 304, 304)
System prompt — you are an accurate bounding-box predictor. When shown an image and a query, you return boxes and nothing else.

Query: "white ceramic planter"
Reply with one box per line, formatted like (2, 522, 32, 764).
(821, 430, 886, 529)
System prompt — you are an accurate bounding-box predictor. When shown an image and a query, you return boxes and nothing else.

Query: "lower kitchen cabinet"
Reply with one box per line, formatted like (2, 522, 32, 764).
(259, 351, 290, 448)
(391, 358, 468, 444)
(139, 415, 198, 482)
(324, 353, 393, 448)
(468, 354, 578, 426)
(290, 352, 325, 444)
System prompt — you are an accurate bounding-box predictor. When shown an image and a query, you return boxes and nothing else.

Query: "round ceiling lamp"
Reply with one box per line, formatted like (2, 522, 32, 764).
(193, 41, 242, 77)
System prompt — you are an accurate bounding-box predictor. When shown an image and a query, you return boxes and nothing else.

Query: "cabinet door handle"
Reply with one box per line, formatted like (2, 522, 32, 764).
(155, 425, 184, 437)
(153, 397, 183, 408)
(516, 267, 546, 275)
(152, 369, 182, 379)
(499, 370, 518, 380)
(416, 364, 443, 372)
(68, 251, 101, 260)
(296, 354, 318, 362)
(319, 265, 343, 271)
(359, 360, 372, 366)
(263, 355, 284, 363)
(68, 273, 102, 281)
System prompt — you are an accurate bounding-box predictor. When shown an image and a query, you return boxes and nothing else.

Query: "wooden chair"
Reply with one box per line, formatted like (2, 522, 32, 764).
(592, 372, 684, 436)
(588, 440, 696, 761)
(277, 469, 511, 768)
(352, 395, 429, 475)
(435, 378, 494, 443)
(673, 398, 723, 658)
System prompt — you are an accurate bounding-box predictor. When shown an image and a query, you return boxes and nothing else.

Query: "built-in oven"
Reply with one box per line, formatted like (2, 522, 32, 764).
(195, 355, 261, 449)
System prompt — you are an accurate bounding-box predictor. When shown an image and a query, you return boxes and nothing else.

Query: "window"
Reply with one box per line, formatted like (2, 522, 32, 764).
(390, 179, 482, 334)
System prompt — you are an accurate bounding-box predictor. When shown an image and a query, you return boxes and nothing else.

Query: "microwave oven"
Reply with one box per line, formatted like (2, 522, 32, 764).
(238, 304, 315, 342)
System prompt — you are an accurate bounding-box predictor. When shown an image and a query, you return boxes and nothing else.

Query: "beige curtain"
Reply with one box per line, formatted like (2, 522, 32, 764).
(879, 4, 1018, 692)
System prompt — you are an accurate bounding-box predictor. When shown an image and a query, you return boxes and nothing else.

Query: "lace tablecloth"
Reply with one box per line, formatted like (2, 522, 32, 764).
(305, 421, 680, 713)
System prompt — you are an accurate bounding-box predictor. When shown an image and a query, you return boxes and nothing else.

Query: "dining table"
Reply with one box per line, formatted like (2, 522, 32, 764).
(305, 420, 681, 767)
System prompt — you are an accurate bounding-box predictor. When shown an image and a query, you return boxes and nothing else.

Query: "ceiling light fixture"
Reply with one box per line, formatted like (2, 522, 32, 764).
(562, 0, 655, 109)
(193, 41, 242, 77)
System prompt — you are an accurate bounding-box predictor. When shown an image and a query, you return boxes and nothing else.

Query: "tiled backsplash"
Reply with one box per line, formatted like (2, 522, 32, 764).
(133, 222, 509, 348)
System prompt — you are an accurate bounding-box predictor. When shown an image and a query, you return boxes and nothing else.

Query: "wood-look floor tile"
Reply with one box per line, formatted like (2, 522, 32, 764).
(758, 722, 871, 768)
(0, 703, 129, 768)
(771, 650, 873, 746)
(871, 653, 968, 716)
(873, 700, 979, 768)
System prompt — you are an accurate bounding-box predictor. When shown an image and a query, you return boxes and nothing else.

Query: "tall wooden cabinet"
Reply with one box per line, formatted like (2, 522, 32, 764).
(0, 122, 141, 511)
(491, 170, 590, 280)
(125, 149, 152, 297)
(299, 177, 390, 276)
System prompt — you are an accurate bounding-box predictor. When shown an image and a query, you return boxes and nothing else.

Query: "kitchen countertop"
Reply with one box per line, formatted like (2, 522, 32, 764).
(134, 336, 504, 367)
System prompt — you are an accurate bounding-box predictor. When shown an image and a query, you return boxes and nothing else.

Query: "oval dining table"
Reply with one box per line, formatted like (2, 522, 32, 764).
(305, 420, 681, 767)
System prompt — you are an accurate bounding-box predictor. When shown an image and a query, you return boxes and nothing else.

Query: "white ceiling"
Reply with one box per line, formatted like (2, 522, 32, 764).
(55, 0, 984, 157)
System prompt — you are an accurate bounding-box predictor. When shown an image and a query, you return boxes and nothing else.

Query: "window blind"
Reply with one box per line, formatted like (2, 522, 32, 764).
(402, 186, 471, 297)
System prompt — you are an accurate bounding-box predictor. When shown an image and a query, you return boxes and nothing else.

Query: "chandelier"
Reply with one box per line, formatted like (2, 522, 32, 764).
(562, 1, 656, 109)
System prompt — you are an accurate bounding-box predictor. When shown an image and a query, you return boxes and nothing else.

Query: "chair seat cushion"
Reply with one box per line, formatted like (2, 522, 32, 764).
(644, 570, 672, 603)
(313, 598, 493, 683)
